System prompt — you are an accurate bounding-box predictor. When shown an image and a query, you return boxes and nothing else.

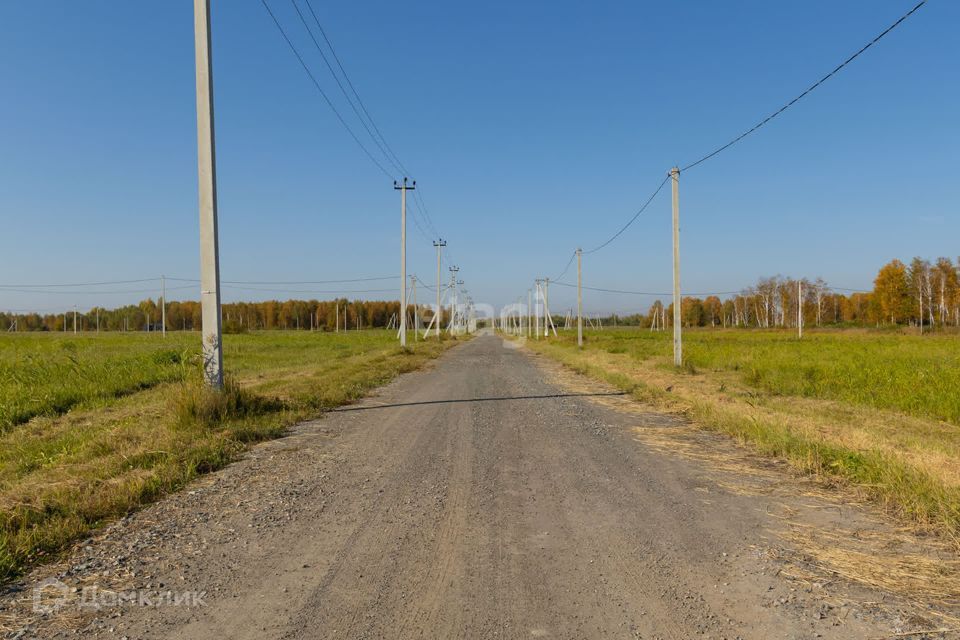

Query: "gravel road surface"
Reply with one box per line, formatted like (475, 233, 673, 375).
(4, 334, 949, 639)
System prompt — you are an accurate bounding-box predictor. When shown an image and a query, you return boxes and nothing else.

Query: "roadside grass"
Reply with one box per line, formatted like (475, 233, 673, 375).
(0, 330, 458, 583)
(573, 329, 960, 424)
(521, 328, 960, 541)
(0, 333, 195, 431)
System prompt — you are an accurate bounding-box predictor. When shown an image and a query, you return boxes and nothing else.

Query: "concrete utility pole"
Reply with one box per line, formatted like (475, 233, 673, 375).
(576, 249, 583, 348)
(448, 265, 459, 333)
(433, 239, 446, 338)
(543, 278, 549, 337)
(798, 280, 803, 339)
(411, 275, 418, 342)
(456, 280, 464, 331)
(394, 178, 415, 347)
(194, 0, 224, 388)
(670, 167, 682, 367)
(73, 305, 78, 335)
(161, 275, 167, 338)
(534, 279, 542, 340)
(527, 288, 532, 338)
(543, 278, 556, 337)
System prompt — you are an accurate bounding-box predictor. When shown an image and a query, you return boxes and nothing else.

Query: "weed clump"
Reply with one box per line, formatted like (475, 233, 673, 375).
(173, 376, 283, 430)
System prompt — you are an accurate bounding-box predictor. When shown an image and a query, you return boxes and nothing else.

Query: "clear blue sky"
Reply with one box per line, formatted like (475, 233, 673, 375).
(0, 0, 956, 315)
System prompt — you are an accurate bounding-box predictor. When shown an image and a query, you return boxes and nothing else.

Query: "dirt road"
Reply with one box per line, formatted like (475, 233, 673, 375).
(5, 334, 952, 638)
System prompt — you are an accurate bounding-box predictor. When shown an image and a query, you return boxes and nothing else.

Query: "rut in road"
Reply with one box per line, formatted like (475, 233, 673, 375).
(6, 334, 944, 639)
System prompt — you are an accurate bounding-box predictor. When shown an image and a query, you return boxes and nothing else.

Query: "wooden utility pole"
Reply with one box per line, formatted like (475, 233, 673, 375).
(576, 249, 583, 348)
(395, 178, 415, 347)
(670, 167, 682, 367)
(194, 0, 224, 387)
(433, 239, 445, 338)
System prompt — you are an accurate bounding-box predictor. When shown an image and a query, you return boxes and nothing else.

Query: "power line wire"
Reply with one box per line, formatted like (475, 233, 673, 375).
(221, 284, 396, 294)
(0, 278, 159, 288)
(290, 0, 403, 176)
(227, 276, 393, 285)
(582, 176, 670, 255)
(411, 188, 440, 239)
(681, 1, 926, 172)
(829, 286, 871, 293)
(0, 285, 195, 296)
(302, 0, 411, 176)
(548, 5, 919, 307)
(552, 252, 577, 282)
(553, 281, 871, 297)
(259, 0, 395, 179)
(264, 1, 454, 255)
(300, 2, 453, 248)
(553, 281, 740, 297)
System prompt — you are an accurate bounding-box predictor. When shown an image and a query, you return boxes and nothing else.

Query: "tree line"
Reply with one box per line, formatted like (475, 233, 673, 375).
(627, 256, 959, 330)
(3, 256, 958, 333)
(0, 298, 444, 333)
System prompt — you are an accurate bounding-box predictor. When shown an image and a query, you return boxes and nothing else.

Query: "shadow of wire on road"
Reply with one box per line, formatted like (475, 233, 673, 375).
(331, 392, 627, 412)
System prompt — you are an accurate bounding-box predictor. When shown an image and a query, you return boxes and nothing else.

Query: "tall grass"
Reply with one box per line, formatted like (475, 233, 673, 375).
(580, 329, 960, 425)
(0, 330, 457, 582)
(0, 334, 195, 431)
(525, 328, 960, 540)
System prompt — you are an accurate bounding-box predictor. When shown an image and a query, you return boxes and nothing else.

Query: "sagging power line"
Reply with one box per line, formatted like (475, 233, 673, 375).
(263, 0, 446, 246)
(541, 1, 926, 362)
(259, 0, 394, 179)
(681, 1, 926, 173)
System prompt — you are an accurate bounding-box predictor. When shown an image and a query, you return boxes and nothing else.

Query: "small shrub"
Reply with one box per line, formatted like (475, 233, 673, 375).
(173, 376, 283, 430)
(151, 350, 182, 366)
(222, 319, 248, 334)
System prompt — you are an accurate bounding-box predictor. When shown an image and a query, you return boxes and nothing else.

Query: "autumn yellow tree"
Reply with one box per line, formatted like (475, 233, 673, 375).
(873, 260, 910, 324)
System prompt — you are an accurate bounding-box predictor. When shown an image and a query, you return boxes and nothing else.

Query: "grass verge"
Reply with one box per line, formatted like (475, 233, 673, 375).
(520, 330, 960, 543)
(0, 330, 460, 583)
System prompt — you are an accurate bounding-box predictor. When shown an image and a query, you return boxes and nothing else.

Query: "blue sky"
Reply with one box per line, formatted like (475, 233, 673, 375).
(0, 0, 956, 314)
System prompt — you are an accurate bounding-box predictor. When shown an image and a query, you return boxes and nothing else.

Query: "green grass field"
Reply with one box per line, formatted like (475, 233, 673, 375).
(0, 330, 458, 582)
(523, 328, 960, 541)
(0, 333, 194, 431)
(575, 329, 960, 424)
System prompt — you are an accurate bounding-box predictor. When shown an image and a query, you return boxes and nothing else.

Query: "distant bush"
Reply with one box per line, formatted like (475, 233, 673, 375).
(222, 319, 248, 334)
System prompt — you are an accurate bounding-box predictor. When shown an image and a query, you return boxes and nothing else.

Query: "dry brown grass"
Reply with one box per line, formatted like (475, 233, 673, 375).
(525, 338, 960, 542)
(0, 331, 460, 583)
(526, 343, 960, 617)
